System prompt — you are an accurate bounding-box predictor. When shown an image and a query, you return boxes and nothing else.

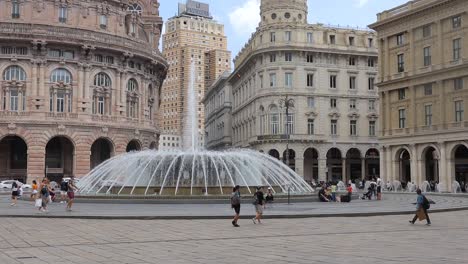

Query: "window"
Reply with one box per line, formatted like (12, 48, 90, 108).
(9, 90, 18, 111)
(350, 120, 357, 136)
(331, 120, 337, 135)
(368, 58, 375, 67)
(94, 54, 103, 62)
(330, 98, 337, 108)
(105, 56, 114, 64)
(127, 3, 143, 14)
(454, 78, 464, 90)
(350, 99, 356, 109)
(307, 74, 314, 87)
(349, 57, 356, 66)
(269, 73, 276, 87)
(270, 32, 276, 42)
(453, 38, 461, 60)
(285, 52, 292, 62)
(369, 121, 376, 136)
(94, 73, 111, 87)
(423, 24, 432, 37)
(397, 54, 405, 72)
(97, 97, 105, 115)
(396, 34, 404, 45)
(59, 6, 67, 23)
(369, 99, 375, 111)
(452, 16, 462, 29)
(285, 31, 291, 42)
(423, 47, 431, 66)
(126, 79, 139, 118)
(12, 0, 20, 18)
(306, 54, 314, 63)
(100, 15, 108, 29)
(349, 37, 355, 46)
(368, 38, 374, 47)
(307, 119, 315, 135)
(398, 88, 406, 100)
(330, 75, 337, 88)
(455, 100, 464, 122)
(399, 109, 406, 128)
(270, 54, 276, 62)
(1, 47, 27, 55)
(285, 73, 293, 87)
(424, 84, 432, 96)
(286, 113, 294, 135)
(307, 32, 313, 43)
(3, 66, 26, 81)
(259, 74, 263, 88)
(349, 76, 356, 89)
(368, 77, 375, 90)
(329, 35, 336, 44)
(270, 107, 279, 135)
(127, 78, 138, 92)
(425, 105, 432, 126)
(50, 68, 72, 84)
(307, 97, 315, 108)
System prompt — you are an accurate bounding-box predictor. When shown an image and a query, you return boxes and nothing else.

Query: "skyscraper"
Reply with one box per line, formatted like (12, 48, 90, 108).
(159, 0, 231, 150)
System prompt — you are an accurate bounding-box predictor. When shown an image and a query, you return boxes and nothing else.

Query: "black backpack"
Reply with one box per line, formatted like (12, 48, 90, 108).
(422, 195, 430, 210)
(61, 181, 69, 191)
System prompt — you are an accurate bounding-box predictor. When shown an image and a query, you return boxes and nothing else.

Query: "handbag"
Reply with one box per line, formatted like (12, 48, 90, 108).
(35, 198, 42, 207)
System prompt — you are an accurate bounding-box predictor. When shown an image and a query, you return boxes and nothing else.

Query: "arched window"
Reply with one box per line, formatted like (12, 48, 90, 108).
(3, 65, 26, 81)
(2, 66, 27, 111)
(49, 68, 72, 113)
(94, 72, 111, 87)
(127, 4, 142, 14)
(270, 105, 279, 135)
(126, 78, 139, 118)
(92, 73, 112, 115)
(50, 68, 72, 84)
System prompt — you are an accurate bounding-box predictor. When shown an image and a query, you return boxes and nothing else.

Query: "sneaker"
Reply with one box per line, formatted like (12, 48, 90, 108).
(10, 203, 15, 206)
(234, 224, 240, 227)
(251, 217, 257, 224)
(231, 220, 236, 227)
(409, 220, 414, 224)
(426, 223, 431, 226)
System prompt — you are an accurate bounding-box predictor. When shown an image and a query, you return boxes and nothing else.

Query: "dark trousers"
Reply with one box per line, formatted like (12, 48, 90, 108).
(412, 208, 431, 224)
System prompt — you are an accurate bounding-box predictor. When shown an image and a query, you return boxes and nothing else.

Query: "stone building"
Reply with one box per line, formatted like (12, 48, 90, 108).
(158, 0, 231, 150)
(369, 0, 468, 192)
(204, 0, 380, 184)
(0, 0, 168, 183)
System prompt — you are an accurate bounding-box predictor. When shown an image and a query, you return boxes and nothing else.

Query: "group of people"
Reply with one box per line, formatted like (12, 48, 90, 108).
(318, 182, 353, 202)
(11, 177, 78, 212)
(230, 186, 274, 227)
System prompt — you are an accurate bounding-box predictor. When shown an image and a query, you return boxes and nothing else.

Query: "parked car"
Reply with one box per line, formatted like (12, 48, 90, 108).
(0, 180, 31, 189)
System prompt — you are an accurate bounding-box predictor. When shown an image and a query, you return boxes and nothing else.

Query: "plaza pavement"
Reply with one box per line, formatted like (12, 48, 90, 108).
(0, 210, 467, 264)
(1, 193, 468, 219)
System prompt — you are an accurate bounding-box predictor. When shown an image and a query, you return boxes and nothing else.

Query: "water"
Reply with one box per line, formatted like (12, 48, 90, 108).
(421, 181, 431, 193)
(337, 181, 345, 191)
(406, 182, 417, 192)
(392, 181, 402, 192)
(436, 183, 445, 193)
(77, 149, 314, 196)
(452, 181, 461, 193)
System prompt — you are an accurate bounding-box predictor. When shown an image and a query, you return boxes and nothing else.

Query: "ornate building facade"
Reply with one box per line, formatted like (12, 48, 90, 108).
(159, 0, 231, 150)
(370, 0, 468, 192)
(205, 0, 380, 184)
(0, 0, 168, 183)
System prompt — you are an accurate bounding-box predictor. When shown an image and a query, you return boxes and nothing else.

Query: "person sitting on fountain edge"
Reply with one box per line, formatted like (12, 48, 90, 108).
(318, 186, 331, 202)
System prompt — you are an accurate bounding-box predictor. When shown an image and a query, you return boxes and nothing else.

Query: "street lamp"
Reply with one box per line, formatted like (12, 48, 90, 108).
(279, 95, 295, 169)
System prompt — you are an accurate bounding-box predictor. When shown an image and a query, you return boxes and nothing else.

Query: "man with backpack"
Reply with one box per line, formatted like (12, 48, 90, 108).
(60, 179, 68, 203)
(230, 185, 241, 227)
(409, 189, 431, 226)
(252, 186, 265, 224)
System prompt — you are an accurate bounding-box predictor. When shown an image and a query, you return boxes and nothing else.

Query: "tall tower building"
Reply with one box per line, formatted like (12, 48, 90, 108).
(159, 0, 231, 150)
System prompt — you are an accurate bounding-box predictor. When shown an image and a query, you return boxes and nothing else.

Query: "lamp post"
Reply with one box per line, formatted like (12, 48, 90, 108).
(279, 95, 295, 169)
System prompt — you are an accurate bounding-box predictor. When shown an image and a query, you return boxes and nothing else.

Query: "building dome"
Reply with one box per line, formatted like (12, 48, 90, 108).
(0, 0, 168, 183)
(259, 0, 308, 26)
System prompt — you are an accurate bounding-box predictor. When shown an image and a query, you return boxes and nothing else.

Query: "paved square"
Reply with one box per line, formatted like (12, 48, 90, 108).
(0, 210, 467, 264)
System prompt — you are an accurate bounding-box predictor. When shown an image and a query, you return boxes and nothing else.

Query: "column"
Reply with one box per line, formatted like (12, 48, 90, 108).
(410, 85, 417, 132)
(38, 62, 45, 97)
(361, 158, 366, 180)
(120, 72, 126, 105)
(410, 144, 418, 185)
(83, 67, 90, 100)
(380, 146, 387, 183)
(437, 19, 443, 64)
(439, 141, 449, 192)
(295, 157, 304, 178)
(438, 80, 446, 128)
(318, 158, 327, 182)
(5, 89, 10, 110)
(31, 61, 38, 96)
(341, 158, 346, 183)
(384, 37, 390, 80)
(385, 91, 391, 135)
(387, 147, 394, 183)
(77, 65, 84, 99)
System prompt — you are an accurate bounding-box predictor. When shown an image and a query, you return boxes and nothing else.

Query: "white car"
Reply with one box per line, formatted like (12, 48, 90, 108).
(0, 180, 31, 189)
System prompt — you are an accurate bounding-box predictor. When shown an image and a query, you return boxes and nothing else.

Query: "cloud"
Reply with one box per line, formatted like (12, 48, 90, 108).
(228, 0, 260, 36)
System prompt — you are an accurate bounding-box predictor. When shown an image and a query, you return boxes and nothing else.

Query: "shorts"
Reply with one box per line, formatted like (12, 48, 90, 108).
(67, 192, 75, 199)
(32, 190, 38, 194)
(61, 191, 67, 195)
(11, 191, 19, 197)
(232, 204, 240, 215)
(255, 204, 263, 214)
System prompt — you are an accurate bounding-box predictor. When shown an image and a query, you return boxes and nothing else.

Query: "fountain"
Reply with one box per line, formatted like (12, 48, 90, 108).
(436, 182, 445, 193)
(452, 181, 461, 193)
(421, 181, 431, 193)
(337, 181, 346, 191)
(392, 180, 402, 192)
(77, 59, 314, 196)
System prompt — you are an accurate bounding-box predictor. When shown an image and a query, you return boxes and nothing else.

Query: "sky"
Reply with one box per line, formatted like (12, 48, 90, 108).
(158, 0, 410, 58)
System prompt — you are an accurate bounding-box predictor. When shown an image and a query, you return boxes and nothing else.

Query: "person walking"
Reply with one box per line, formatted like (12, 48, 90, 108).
(10, 181, 19, 206)
(265, 187, 274, 208)
(30, 180, 38, 201)
(330, 183, 337, 202)
(66, 177, 77, 211)
(409, 189, 431, 226)
(230, 185, 241, 227)
(38, 178, 51, 212)
(60, 179, 69, 203)
(252, 186, 265, 224)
